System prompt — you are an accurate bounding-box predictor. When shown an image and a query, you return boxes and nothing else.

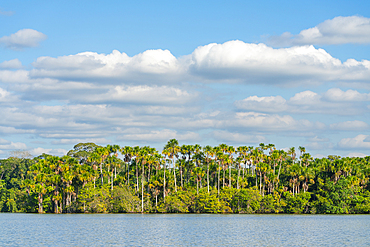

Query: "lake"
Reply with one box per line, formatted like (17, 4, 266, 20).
(1, 214, 369, 246)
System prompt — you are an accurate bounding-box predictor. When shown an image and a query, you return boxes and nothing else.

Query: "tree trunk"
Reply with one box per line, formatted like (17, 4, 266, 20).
(100, 163, 103, 185)
(218, 162, 220, 196)
(196, 177, 199, 195)
(111, 168, 114, 191)
(136, 163, 139, 193)
(141, 163, 144, 213)
(277, 161, 282, 188)
(38, 193, 43, 214)
(173, 158, 177, 192)
(207, 162, 209, 194)
(163, 164, 166, 202)
(259, 172, 262, 195)
(229, 165, 231, 188)
(180, 168, 183, 188)
(237, 165, 241, 189)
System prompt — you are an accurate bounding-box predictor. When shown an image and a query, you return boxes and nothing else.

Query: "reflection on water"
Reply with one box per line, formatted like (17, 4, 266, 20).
(1, 214, 369, 246)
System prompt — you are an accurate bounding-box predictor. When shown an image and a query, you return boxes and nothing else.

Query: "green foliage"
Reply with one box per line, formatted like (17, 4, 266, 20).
(282, 192, 311, 214)
(193, 188, 229, 213)
(1, 141, 370, 214)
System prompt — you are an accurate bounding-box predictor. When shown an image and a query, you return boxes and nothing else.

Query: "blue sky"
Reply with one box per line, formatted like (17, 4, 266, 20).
(1, 0, 370, 158)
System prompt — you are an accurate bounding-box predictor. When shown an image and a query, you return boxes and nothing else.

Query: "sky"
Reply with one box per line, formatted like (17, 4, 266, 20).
(1, 0, 370, 158)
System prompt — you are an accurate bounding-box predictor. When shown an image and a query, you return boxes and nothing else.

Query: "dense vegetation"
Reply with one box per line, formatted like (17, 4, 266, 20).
(1, 140, 370, 214)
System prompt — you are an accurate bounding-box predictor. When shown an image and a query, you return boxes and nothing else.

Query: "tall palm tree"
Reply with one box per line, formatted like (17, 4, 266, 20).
(164, 139, 180, 192)
(120, 146, 133, 186)
(298, 146, 306, 166)
(203, 145, 214, 193)
(95, 147, 109, 186)
(161, 148, 170, 201)
(227, 145, 235, 188)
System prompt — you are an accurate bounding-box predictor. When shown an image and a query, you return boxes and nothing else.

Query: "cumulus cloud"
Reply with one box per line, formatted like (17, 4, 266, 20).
(323, 88, 370, 101)
(26, 40, 370, 86)
(30, 49, 184, 83)
(307, 136, 330, 142)
(235, 88, 370, 115)
(338, 134, 370, 149)
(225, 112, 325, 132)
(81, 85, 197, 105)
(305, 142, 334, 150)
(30, 147, 67, 157)
(330, 121, 369, 131)
(0, 29, 47, 50)
(268, 16, 370, 46)
(0, 59, 22, 69)
(118, 129, 201, 143)
(0, 140, 27, 150)
(51, 138, 111, 145)
(347, 152, 368, 158)
(211, 130, 267, 144)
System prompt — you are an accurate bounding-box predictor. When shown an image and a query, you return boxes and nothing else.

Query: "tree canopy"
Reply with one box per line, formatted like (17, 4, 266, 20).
(1, 140, 370, 214)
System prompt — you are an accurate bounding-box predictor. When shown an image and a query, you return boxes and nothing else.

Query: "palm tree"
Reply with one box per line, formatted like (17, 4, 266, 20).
(194, 167, 205, 195)
(227, 145, 235, 188)
(161, 148, 170, 201)
(95, 147, 109, 185)
(203, 145, 214, 193)
(298, 146, 306, 166)
(120, 146, 133, 186)
(164, 139, 180, 192)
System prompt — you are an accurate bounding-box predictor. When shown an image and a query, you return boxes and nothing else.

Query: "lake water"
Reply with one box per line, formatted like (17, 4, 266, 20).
(1, 214, 369, 246)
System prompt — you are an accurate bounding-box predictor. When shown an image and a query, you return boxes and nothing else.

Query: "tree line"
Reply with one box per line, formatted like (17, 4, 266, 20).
(1, 140, 370, 214)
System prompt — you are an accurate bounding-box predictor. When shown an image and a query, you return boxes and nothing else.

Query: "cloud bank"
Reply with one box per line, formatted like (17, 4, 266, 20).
(27, 40, 370, 86)
(268, 16, 370, 46)
(0, 29, 47, 50)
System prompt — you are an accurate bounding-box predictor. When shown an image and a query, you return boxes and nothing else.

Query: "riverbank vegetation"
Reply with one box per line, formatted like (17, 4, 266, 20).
(1, 140, 370, 214)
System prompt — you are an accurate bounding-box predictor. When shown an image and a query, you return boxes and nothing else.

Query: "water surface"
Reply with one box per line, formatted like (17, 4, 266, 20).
(1, 214, 369, 246)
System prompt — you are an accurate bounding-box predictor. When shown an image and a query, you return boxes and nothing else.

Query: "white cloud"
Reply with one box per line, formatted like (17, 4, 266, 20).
(305, 142, 334, 150)
(268, 16, 370, 46)
(0, 141, 27, 150)
(307, 136, 330, 142)
(118, 129, 201, 143)
(0, 29, 47, 50)
(30, 147, 67, 157)
(338, 134, 370, 149)
(330, 121, 369, 131)
(228, 112, 325, 132)
(235, 88, 370, 115)
(234, 95, 287, 112)
(30, 49, 183, 83)
(347, 152, 367, 158)
(211, 130, 267, 144)
(0, 59, 22, 69)
(25, 40, 370, 86)
(188, 41, 343, 84)
(81, 85, 197, 105)
(323, 88, 370, 101)
(51, 138, 111, 145)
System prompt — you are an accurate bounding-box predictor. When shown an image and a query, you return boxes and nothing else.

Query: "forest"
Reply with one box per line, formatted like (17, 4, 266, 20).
(1, 139, 370, 214)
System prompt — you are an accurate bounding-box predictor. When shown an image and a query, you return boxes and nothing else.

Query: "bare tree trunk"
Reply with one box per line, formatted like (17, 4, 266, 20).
(100, 163, 103, 185)
(237, 165, 240, 189)
(163, 164, 166, 202)
(207, 162, 209, 193)
(141, 164, 144, 213)
(218, 162, 220, 196)
(111, 168, 114, 191)
(173, 158, 177, 192)
(229, 165, 231, 188)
